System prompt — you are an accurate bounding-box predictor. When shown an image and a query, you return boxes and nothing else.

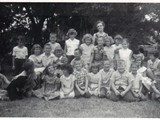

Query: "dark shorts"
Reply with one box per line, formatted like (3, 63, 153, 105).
(14, 58, 26, 75)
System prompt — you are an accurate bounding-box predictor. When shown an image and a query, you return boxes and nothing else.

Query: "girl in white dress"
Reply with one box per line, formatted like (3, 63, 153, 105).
(118, 38, 133, 72)
(80, 34, 95, 70)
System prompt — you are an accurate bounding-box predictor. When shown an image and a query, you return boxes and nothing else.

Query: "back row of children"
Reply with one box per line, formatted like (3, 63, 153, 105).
(0, 20, 160, 102)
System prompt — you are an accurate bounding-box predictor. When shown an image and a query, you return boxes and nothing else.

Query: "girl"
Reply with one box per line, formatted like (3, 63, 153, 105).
(64, 28, 80, 63)
(73, 60, 90, 98)
(29, 44, 43, 68)
(118, 38, 133, 72)
(93, 20, 109, 45)
(0, 73, 10, 100)
(60, 64, 75, 98)
(7, 59, 37, 101)
(33, 65, 60, 101)
(99, 60, 114, 98)
(80, 34, 95, 70)
(90, 36, 108, 69)
(104, 36, 115, 68)
(88, 63, 101, 96)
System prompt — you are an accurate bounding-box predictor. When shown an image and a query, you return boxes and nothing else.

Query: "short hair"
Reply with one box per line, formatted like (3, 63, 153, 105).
(82, 34, 93, 44)
(75, 48, 82, 55)
(17, 35, 25, 43)
(31, 44, 43, 54)
(61, 64, 73, 75)
(104, 60, 111, 65)
(96, 20, 105, 27)
(23, 59, 34, 72)
(50, 32, 57, 37)
(44, 43, 51, 48)
(131, 61, 139, 68)
(114, 34, 123, 40)
(122, 38, 129, 43)
(117, 59, 126, 68)
(67, 28, 77, 37)
(89, 63, 100, 72)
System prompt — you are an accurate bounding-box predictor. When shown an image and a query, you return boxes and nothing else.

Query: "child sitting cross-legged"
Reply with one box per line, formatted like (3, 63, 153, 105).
(73, 60, 90, 98)
(98, 60, 115, 98)
(110, 60, 138, 102)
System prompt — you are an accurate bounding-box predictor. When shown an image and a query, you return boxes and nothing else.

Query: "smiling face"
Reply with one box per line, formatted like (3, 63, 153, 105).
(85, 38, 92, 46)
(74, 61, 83, 71)
(131, 64, 138, 75)
(91, 66, 99, 74)
(50, 34, 57, 44)
(97, 37, 104, 46)
(34, 47, 41, 56)
(97, 22, 104, 32)
(117, 61, 126, 73)
(122, 40, 128, 49)
(103, 61, 110, 72)
(105, 38, 111, 47)
(44, 45, 51, 54)
(47, 65, 55, 75)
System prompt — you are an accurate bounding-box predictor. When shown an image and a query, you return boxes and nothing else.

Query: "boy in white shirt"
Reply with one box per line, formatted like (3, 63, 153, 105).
(12, 35, 28, 75)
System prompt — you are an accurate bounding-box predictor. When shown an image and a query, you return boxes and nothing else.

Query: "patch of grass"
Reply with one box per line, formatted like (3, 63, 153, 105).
(0, 97, 160, 117)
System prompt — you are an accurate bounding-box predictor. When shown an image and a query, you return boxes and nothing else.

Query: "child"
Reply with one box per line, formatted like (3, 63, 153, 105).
(90, 36, 108, 69)
(88, 63, 101, 96)
(132, 48, 145, 64)
(130, 62, 146, 101)
(12, 35, 28, 75)
(118, 38, 132, 72)
(93, 20, 109, 45)
(104, 36, 115, 68)
(73, 60, 90, 98)
(29, 44, 43, 68)
(99, 60, 114, 98)
(64, 28, 80, 63)
(41, 43, 57, 67)
(110, 60, 137, 102)
(54, 46, 66, 65)
(48, 32, 62, 53)
(33, 65, 60, 101)
(7, 59, 37, 101)
(60, 64, 75, 98)
(80, 34, 95, 70)
(70, 48, 85, 69)
(0, 73, 10, 100)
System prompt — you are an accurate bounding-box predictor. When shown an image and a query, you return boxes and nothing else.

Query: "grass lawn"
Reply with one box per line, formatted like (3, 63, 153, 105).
(0, 97, 160, 117)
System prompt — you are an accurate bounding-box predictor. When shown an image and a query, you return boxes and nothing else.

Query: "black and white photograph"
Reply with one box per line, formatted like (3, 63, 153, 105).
(0, 2, 160, 117)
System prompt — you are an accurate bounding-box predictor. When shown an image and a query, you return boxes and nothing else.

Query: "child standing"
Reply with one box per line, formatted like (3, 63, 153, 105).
(33, 65, 60, 101)
(60, 64, 75, 98)
(64, 29, 80, 63)
(73, 61, 90, 98)
(12, 35, 28, 75)
(48, 33, 62, 53)
(99, 60, 114, 98)
(29, 44, 43, 68)
(70, 48, 85, 69)
(110, 60, 137, 102)
(90, 36, 108, 69)
(80, 34, 95, 70)
(118, 38, 132, 72)
(41, 43, 57, 67)
(88, 63, 101, 96)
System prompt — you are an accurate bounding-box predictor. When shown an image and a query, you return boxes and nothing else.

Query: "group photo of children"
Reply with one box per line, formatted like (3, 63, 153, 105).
(0, 20, 160, 103)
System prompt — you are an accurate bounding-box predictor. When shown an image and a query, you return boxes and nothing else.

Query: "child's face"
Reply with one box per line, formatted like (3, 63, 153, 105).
(131, 64, 138, 74)
(85, 38, 92, 45)
(61, 57, 68, 64)
(34, 48, 41, 55)
(18, 40, 24, 47)
(117, 64, 125, 73)
(97, 38, 104, 46)
(74, 50, 81, 58)
(115, 39, 121, 45)
(122, 41, 128, 49)
(44, 45, 51, 54)
(48, 66, 55, 75)
(105, 38, 111, 47)
(50, 34, 57, 43)
(62, 69, 69, 76)
(69, 34, 76, 40)
(74, 61, 82, 71)
(149, 54, 155, 61)
(97, 23, 104, 32)
(54, 49, 63, 58)
(103, 61, 110, 72)
(92, 67, 99, 74)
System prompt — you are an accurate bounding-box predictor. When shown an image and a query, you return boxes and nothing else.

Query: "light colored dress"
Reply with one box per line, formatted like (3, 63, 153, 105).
(119, 48, 132, 72)
(88, 72, 101, 96)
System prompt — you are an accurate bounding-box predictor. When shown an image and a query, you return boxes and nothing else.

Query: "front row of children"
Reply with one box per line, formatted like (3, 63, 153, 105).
(1, 55, 160, 102)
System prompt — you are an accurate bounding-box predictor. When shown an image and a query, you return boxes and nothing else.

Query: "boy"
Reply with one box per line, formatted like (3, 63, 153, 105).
(70, 48, 85, 69)
(48, 33, 62, 53)
(110, 60, 137, 102)
(41, 43, 57, 67)
(12, 35, 28, 75)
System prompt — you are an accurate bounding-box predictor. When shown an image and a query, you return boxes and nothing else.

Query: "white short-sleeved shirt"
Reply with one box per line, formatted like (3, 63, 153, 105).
(65, 38, 80, 56)
(129, 73, 142, 91)
(29, 54, 42, 65)
(104, 46, 115, 60)
(60, 74, 75, 93)
(12, 46, 28, 59)
(41, 53, 57, 67)
(48, 42, 62, 53)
